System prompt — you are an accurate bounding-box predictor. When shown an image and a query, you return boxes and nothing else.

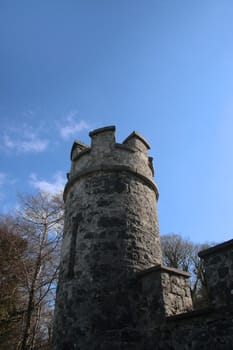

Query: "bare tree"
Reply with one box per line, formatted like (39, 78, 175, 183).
(161, 233, 195, 271)
(14, 191, 64, 350)
(0, 216, 27, 350)
(191, 242, 210, 308)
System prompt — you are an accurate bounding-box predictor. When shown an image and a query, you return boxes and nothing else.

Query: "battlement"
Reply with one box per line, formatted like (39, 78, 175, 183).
(89, 125, 116, 149)
(123, 131, 150, 152)
(70, 140, 89, 161)
(64, 126, 159, 201)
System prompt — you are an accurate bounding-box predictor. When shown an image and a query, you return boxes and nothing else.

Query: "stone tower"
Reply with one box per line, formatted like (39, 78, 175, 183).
(53, 126, 162, 349)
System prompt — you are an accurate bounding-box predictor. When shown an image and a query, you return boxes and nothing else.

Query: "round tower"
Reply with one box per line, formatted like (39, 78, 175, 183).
(53, 126, 162, 349)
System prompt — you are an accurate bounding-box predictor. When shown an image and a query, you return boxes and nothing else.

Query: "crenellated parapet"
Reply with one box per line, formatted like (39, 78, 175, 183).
(53, 125, 162, 350)
(64, 126, 159, 201)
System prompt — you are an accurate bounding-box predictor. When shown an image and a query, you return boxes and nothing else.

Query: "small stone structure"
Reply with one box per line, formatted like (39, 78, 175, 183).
(53, 126, 233, 350)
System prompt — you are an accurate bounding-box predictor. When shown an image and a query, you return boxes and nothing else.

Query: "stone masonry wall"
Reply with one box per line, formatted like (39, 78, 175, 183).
(136, 265, 193, 329)
(53, 126, 233, 350)
(133, 240, 233, 350)
(199, 239, 233, 309)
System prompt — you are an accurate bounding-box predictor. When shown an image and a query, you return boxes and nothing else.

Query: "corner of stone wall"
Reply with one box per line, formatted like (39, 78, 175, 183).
(137, 265, 165, 327)
(198, 239, 233, 310)
(159, 265, 193, 316)
(137, 264, 193, 327)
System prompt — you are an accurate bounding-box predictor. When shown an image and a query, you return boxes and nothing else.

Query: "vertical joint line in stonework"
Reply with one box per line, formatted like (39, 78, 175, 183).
(67, 221, 78, 279)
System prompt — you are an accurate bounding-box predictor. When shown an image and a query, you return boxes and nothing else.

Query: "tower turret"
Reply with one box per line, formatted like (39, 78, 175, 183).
(53, 126, 162, 349)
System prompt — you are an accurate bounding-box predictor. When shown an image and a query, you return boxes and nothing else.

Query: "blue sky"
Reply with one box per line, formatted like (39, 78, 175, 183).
(0, 1, 233, 244)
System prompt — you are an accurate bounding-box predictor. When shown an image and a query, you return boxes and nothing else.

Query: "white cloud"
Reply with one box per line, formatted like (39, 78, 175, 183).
(3, 130, 48, 153)
(1, 111, 90, 154)
(29, 172, 66, 194)
(59, 112, 89, 140)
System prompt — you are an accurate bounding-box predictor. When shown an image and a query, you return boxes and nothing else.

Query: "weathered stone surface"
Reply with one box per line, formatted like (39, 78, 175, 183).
(53, 126, 233, 350)
(199, 239, 233, 309)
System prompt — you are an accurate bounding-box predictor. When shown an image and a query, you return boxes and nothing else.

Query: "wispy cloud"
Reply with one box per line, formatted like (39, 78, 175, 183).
(1, 121, 49, 154)
(0, 173, 6, 201)
(3, 129, 48, 153)
(59, 112, 89, 140)
(1, 111, 90, 154)
(0, 173, 6, 186)
(29, 172, 66, 194)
